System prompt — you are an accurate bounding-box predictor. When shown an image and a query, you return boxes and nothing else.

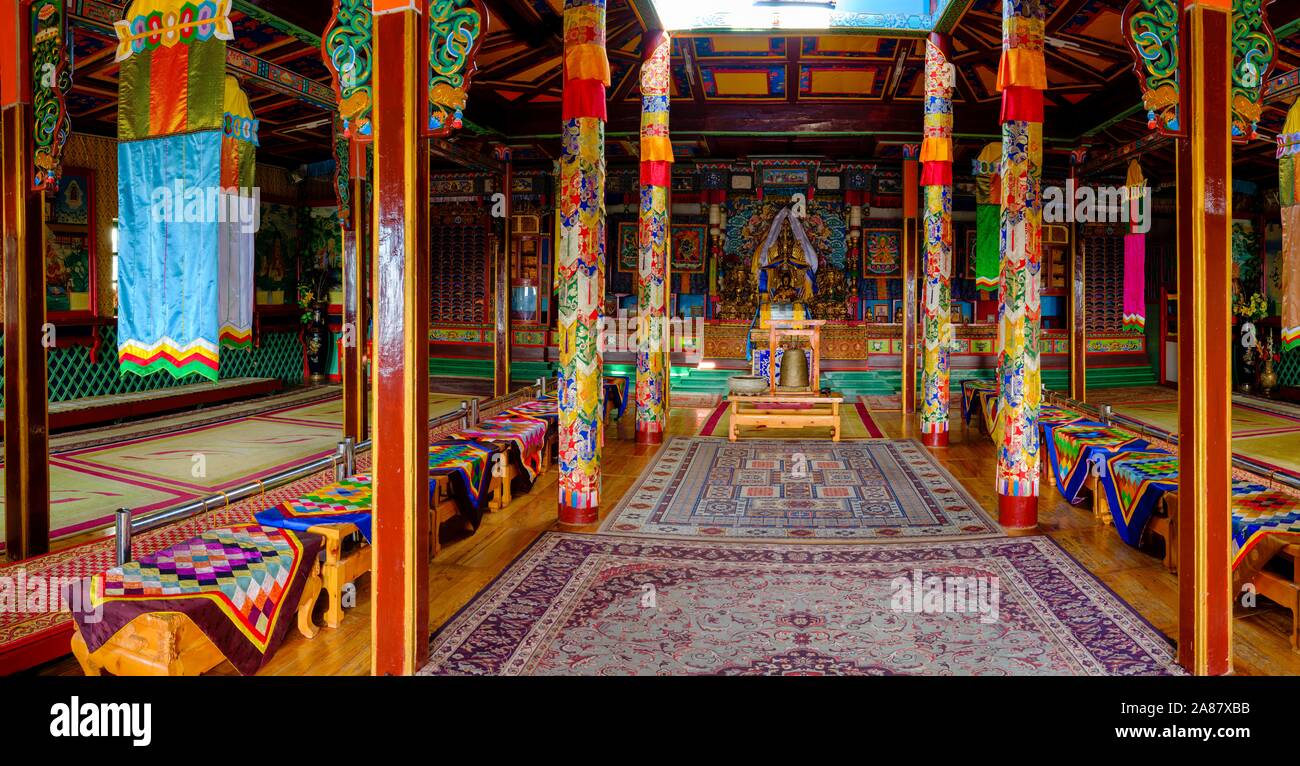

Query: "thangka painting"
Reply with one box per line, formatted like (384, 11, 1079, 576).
(724, 198, 847, 269)
(255, 203, 299, 305)
(616, 220, 638, 273)
(862, 228, 902, 276)
(671, 223, 707, 273)
(307, 206, 344, 306)
(46, 232, 92, 316)
(51, 169, 90, 225)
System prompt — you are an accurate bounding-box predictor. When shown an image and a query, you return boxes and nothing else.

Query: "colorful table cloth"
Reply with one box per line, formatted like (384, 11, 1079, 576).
(506, 398, 559, 430)
(604, 375, 630, 419)
(428, 440, 500, 529)
(1039, 404, 1085, 428)
(1100, 450, 1178, 546)
(70, 524, 321, 675)
(452, 414, 548, 492)
(1232, 481, 1300, 574)
(960, 379, 997, 424)
(1044, 421, 1149, 504)
(255, 475, 373, 542)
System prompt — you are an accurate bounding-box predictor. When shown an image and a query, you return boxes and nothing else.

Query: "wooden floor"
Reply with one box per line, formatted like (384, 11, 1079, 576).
(37, 404, 1300, 676)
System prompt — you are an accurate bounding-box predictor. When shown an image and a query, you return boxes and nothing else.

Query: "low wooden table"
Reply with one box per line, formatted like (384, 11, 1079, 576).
(69, 560, 322, 677)
(727, 394, 842, 442)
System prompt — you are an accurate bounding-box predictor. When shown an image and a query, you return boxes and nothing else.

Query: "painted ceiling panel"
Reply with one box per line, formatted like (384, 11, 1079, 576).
(799, 64, 887, 99)
(700, 63, 787, 100)
(801, 35, 898, 59)
(693, 36, 786, 58)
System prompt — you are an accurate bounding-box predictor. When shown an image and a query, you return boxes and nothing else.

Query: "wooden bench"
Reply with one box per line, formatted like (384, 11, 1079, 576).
(1, 376, 281, 431)
(727, 394, 842, 442)
(1120, 490, 1298, 651)
(69, 559, 322, 676)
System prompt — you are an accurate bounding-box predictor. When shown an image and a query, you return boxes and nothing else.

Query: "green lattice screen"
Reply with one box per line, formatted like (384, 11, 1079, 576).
(0, 325, 304, 407)
(1280, 347, 1300, 389)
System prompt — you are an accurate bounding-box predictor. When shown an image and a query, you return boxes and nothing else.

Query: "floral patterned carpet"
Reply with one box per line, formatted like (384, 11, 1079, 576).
(597, 438, 1002, 541)
(421, 533, 1182, 676)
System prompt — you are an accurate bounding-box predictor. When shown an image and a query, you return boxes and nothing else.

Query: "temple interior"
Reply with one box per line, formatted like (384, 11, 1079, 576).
(2, 0, 1300, 680)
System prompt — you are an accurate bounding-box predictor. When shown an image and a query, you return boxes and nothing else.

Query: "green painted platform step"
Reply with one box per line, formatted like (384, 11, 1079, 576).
(428, 356, 1157, 397)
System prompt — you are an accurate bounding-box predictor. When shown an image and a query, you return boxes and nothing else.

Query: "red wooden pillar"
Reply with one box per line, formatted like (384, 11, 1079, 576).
(1176, 0, 1233, 676)
(342, 161, 369, 442)
(493, 146, 512, 397)
(900, 149, 919, 416)
(370, 0, 430, 676)
(2, 0, 51, 560)
(1068, 151, 1087, 402)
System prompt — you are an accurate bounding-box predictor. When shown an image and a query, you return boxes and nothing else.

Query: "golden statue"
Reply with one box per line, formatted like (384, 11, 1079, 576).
(761, 224, 814, 305)
(811, 263, 851, 321)
(717, 267, 758, 320)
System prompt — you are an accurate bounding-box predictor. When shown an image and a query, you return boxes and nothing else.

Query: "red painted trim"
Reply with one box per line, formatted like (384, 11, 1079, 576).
(0, 623, 73, 676)
(12, 378, 281, 431)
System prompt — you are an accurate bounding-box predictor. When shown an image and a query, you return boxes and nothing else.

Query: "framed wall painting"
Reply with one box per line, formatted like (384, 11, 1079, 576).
(255, 202, 300, 306)
(671, 222, 707, 274)
(616, 220, 638, 273)
(46, 167, 97, 321)
(861, 227, 902, 277)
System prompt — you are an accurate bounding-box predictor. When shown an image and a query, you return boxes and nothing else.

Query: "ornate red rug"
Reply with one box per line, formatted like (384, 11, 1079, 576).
(421, 533, 1182, 676)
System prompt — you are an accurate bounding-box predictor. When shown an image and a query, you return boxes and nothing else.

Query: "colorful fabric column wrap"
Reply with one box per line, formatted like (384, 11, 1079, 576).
(1279, 99, 1300, 351)
(219, 75, 256, 349)
(920, 36, 954, 442)
(994, 0, 1046, 518)
(973, 141, 1001, 292)
(636, 31, 672, 444)
(557, 0, 608, 517)
(1122, 159, 1146, 333)
(115, 0, 233, 380)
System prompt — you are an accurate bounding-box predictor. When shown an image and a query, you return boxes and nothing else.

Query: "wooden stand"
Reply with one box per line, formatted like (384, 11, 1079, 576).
(727, 394, 842, 442)
(308, 523, 370, 629)
(762, 319, 825, 396)
(69, 560, 323, 676)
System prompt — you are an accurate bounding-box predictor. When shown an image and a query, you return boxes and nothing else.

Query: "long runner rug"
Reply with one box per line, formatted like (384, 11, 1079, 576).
(421, 533, 1181, 676)
(598, 438, 1001, 541)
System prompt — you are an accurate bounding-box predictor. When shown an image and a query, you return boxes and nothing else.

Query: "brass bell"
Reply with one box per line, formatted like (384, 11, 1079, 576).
(777, 345, 810, 390)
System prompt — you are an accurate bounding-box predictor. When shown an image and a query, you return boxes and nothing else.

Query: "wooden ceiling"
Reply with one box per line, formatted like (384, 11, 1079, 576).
(59, 0, 1300, 179)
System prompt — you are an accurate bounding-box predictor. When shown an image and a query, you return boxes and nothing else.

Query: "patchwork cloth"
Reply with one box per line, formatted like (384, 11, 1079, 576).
(70, 524, 321, 675)
(1044, 421, 1149, 504)
(960, 379, 997, 424)
(1100, 450, 1178, 546)
(604, 375, 630, 418)
(1232, 482, 1300, 574)
(506, 398, 559, 430)
(452, 414, 548, 491)
(1039, 404, 1085, 428)
(428, 440, 500, 529)
(255, 475, 373, 542)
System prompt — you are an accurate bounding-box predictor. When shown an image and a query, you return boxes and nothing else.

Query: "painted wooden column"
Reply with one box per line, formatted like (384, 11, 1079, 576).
(635, 30, 672, 446)
(323, 0, 374, 442)
(994, 0, 1046, 530)
(920, 33, 953, 447)
(342, 141, 370, 441)
(3, 0, 53, 559)
(493, 146, 513, 398)
(900, 146, 919, 416)
(1068, 149, 1087, 402)
(556, 0, 608, 523)
(1176, 0, 1233, 677)
(370, 0, 429, 676)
